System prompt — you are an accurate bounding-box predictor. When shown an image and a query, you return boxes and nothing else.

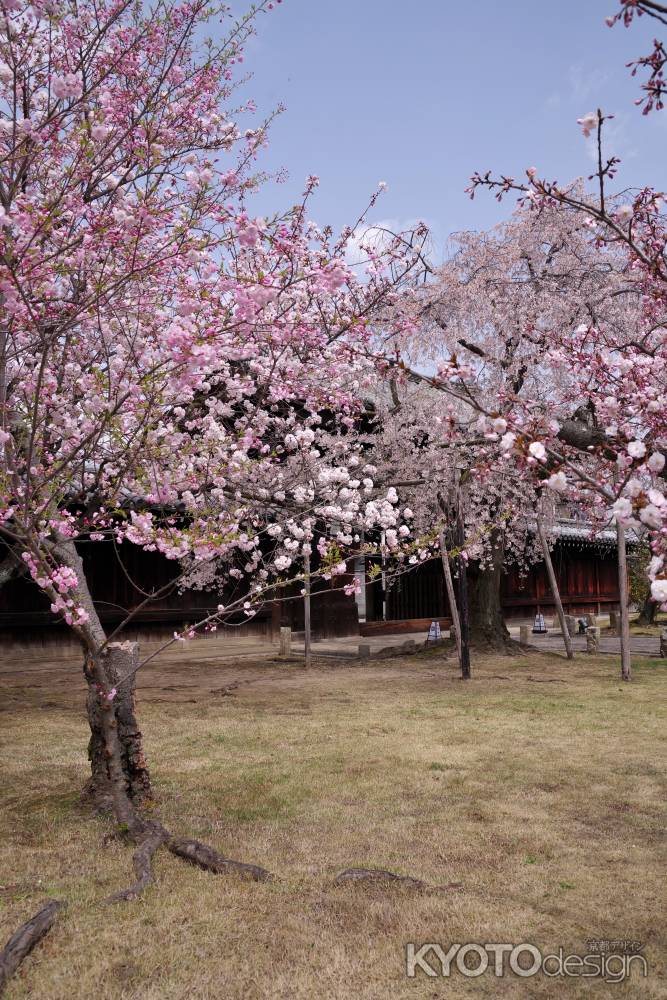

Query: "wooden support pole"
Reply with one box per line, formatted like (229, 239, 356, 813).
(616, 520, 632, 682)
(380, 530, 387, 622)
(536, 516, 574, 660)
(455, 478, 471, 681)
(303, 546, 312, 670)
(439, 531, 462, 669)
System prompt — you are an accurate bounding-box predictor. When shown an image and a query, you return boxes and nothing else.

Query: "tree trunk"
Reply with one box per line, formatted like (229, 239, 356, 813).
(83, 648, 144, 834)
(52, 539, 152, 807)
(466, 529, 511, 650)
(636, 596, 657, 627)
(82, 642, 151, 809)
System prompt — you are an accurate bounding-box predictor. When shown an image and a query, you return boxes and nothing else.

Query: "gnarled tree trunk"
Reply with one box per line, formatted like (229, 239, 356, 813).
(637, 596, 658, 627)
(53, 539, 152, 808)
(466, 528, 511, 651)
(3, 542, 269, 903)
(82, 642, 151, 809)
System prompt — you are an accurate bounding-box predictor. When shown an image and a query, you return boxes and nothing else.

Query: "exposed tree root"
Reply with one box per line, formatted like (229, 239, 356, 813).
(334, 868, 425, 889)
(106, 824, 169, 903)
(104, 816, 273, 903)
(167, 837, 272, 882)
(85, 650, 273, 903)
(0, 899, 64, 997)
(334, 868, 463, 893)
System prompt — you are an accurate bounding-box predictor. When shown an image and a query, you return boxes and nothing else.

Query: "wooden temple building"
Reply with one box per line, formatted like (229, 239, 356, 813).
(0, 517, 624, 647)
(361, 521, 622, 631)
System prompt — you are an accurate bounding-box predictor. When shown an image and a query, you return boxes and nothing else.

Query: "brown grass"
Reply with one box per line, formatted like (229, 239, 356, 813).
(0, 646, 666, 999)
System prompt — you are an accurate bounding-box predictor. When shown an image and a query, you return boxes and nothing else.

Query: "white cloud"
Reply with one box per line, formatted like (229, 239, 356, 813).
(344, 217, 434, 267)
(568, 64, 609, 102)
(344, 219, 400, 266)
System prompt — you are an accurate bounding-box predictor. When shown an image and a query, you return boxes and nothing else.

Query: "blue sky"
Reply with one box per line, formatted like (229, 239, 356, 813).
(240, 0, 665, 261)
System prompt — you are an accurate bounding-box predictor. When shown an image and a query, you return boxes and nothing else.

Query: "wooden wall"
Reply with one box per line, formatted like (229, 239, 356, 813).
(386, 560, 447, 622)
(501, 546, 620, 617)
(364, 542, 620, 623)
(0, 536, 620, 647)
(0, 539, 359, 647)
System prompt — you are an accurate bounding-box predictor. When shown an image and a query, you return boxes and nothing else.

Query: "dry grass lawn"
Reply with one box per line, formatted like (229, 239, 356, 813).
(0, 645, 666, 999)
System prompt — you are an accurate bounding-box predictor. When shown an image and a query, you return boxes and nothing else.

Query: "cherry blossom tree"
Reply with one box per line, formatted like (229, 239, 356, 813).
(0, 0, 426, 893)
(362, 376, 543, 654)
(460, 3, 667, 678)
(373, 200, 642, 652)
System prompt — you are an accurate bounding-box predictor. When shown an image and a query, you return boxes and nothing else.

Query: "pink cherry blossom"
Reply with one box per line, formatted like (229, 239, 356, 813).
(0, 0, 424, 660)
(627, 440, 647, 459)
(576, 111, 599, 137)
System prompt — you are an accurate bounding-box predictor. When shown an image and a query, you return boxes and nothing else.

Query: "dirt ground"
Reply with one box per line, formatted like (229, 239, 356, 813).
(1, 646, 666, 999)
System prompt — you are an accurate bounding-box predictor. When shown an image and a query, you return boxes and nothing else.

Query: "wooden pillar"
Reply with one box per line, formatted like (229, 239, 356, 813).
(594, 555, 601, 615)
